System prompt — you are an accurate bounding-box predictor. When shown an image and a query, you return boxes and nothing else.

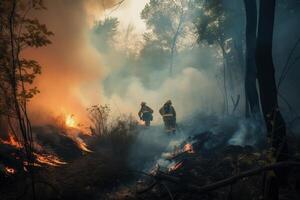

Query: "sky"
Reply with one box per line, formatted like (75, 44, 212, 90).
(86, 0, 149, 32)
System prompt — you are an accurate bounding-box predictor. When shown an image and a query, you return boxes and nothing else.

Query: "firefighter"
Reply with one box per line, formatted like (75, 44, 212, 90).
(138, 102, 153, 126)
(159, 100, 176, 133)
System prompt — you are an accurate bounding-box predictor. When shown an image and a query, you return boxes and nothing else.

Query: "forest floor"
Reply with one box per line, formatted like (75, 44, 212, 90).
(1, 116, 300, 200)
(106, 132, 300, 200)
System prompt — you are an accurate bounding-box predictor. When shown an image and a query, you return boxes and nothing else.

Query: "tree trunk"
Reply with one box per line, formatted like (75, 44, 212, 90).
(244, 0, 260, 116)
(256, 0, 287, 161)
(220, 43, 229, 114)
(169, 10, 185, 76)
(256, 0, 288, 199)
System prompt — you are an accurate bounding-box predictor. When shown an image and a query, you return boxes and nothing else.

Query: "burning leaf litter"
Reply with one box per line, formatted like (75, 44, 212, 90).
(0, 132, 22, 149)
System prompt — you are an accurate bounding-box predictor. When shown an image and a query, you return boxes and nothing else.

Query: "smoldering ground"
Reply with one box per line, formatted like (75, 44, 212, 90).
(128, 113, 266, 172)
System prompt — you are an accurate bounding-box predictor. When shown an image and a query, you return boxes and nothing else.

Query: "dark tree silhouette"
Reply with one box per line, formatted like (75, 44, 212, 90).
(256, 0, 288, 199)
(256, 0, 287, 161)
(243, 0, 260, 116)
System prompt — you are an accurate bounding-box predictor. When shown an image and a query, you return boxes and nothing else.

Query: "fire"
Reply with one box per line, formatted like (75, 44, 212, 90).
(33, 152, 67, 167)
(0, 132, 22, 149)
(75, 137, 92, 152)
(5, 166, 16, 175)
(169, 161, 183, 172)
(62, 115, 93, 152)
(183, 143, 194, 153)
(66, 114, 76, 128)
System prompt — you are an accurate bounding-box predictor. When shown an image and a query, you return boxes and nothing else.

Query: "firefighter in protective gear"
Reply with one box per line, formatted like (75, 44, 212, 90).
(159, 100, 176, 133)
(138, 102, 153, 126)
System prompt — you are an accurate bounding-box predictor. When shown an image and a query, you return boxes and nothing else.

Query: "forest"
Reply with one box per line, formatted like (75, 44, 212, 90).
(1, 0, 300, 199)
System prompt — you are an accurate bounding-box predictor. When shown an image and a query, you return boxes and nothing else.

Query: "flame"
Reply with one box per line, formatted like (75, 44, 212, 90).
(5, 166, 16, 175)
(66, 114, 76, 128)
(0, 132, 22, 149)
(75, 137, 92, 152)
(33, 152, 67, 167)
(62, 115, 93, 152)
(183, 143, 194, 153)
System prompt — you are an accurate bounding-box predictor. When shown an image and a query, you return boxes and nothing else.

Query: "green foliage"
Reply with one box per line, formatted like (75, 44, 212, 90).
(141, 0, 183, 50)
(20, 18, 53, 48)
(194, 0, 227, 45)
(0, 0, 52, 116)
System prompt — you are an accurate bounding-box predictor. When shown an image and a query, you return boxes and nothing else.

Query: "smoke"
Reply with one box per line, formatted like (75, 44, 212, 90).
(129, 113, 266, 171)
(24, 0, 119, 125)
(228, 118, 265, 146)
(21, 0, 225, 129)
(128, 125, 188, 171)
(101, 67, 224, 124)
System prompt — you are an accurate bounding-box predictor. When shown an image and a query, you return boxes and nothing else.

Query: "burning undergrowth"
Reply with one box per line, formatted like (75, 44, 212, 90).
(33, 125, 91, 160)
(0, 126, 86, 181)
(0, 112, 140, 200)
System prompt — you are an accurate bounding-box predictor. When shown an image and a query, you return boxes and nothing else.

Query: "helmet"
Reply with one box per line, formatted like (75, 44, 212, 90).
(141, 102, 146, 106)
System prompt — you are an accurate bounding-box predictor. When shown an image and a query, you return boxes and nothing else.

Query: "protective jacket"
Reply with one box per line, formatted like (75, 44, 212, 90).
(138, 105, 153, 122)
(159, 103, 176, 132)
(159, 104, 176, 118)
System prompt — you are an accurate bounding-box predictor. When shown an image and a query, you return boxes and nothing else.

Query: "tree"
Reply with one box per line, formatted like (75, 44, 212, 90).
(256, 0, 287, 161)
(141, 0, 193, 75)
(0, 0, 52, 197)
(194, 0, 246, 115)
(91, 17, 119, 53)
(243, 0, 260, 116)
(256, 0, 288, 199)
(194, 0, 230, 114)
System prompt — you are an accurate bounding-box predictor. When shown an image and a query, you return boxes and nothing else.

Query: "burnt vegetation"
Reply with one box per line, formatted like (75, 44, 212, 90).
(1, 0, 300, 200)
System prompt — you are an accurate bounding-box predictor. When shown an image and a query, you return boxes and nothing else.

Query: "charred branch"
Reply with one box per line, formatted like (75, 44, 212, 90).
(140, 161, 300, 195)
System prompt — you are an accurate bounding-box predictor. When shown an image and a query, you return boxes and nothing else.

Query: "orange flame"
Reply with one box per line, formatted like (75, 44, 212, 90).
(0, 132, 22, 149)
(33, 152, 67, 167)
(75, 137, 92, 152)
(66, 114, 76, 128)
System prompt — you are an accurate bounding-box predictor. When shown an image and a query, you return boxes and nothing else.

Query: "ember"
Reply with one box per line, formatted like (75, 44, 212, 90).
(169, 161, 183, 172)
(183, 143, 194, 153)
(5, 166, 16, 175)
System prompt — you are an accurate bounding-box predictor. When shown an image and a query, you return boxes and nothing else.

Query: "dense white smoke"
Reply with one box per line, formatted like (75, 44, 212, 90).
(102, 67, 224, 124)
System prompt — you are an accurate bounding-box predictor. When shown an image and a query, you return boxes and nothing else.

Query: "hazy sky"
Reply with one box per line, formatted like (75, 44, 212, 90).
(86, 0, 149, 32)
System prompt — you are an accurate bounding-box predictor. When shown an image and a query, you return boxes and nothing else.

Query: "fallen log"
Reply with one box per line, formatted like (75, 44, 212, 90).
(153, 161, 300, 194)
